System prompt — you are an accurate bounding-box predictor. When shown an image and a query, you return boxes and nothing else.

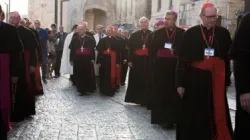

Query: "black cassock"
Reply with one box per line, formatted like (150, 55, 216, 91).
(97, 36, 120, 96)
(11, 26, 38, 122)
(176, 25, 233, 140)
(119, 37, 129, 85)
(29, 28, 44, 95)
(125, 30, 152, 105)
(149, 27, 184, 125)
(229, 13, 250, 140)
(69, 35, 96, 93)
(0, 22, 22, 135)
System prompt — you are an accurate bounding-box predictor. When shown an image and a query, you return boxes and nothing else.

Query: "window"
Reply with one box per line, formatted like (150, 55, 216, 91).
(157, 0, 161, 12)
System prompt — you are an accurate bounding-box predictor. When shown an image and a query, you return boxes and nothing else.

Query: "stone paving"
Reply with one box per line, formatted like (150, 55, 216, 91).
(7, 75, 236, 140)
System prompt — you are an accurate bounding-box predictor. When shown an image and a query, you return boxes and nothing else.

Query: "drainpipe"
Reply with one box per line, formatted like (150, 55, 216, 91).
(226, 1, 230, 29)
(55, 0, 58, 25)
(60, 0, 70, 26)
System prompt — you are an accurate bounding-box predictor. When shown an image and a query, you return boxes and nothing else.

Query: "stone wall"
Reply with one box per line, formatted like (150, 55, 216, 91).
(179, 0, 244, 35)
(28, 0, 54, 29)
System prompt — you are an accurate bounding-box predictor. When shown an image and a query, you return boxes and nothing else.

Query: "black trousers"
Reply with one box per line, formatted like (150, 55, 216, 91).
(55, 51, 63, 76)
(121, 63, 128, 83)
(0, 111, 7, 140)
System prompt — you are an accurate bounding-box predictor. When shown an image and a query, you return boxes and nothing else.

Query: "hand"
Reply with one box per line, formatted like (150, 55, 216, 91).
(91, 60, 95, 64)
(116, 64, 120, 67)
(30, 66, 36, 73)
(225, 86, 229, 92)
(240, 93, 250, 113)
(97, 64, 101, 67)
(11, 77, 19, 83)
(177, 87, 185, 98)
(128, 62, 133, 67)
(170, 49, 174, 55)
(70, 61, 73, 66)
(123, 59, 127, 64)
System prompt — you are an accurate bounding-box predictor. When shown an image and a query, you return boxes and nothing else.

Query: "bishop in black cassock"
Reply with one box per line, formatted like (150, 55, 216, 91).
(229, 13, 250, 140)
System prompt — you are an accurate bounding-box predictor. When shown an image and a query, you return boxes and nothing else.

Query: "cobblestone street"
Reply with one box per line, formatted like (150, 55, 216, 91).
(7, 75, 236, 140)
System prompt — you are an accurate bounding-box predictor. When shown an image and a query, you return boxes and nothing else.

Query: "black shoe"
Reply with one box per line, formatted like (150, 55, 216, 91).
(42, 78, 47, 83)
(161, 123, 174, 129)
(120, 83, 125, 86)
(54, 75, 60, 78)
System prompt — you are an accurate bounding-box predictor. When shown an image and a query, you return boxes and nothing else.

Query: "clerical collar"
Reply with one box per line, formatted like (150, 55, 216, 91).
(201, 24, 214, 32)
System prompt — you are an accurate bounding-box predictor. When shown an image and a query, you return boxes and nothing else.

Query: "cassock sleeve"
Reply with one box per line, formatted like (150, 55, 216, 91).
(234, 52, 250, 95)
(69, 37, 75, 63)
(128, 33, 135, 62)
(96, 38, 104, 64)
(27, 30, 38, 67)
(122, 39, 129, 61)
(89, 37, 96, 61)
(230, 13, 250, 95)
(222, 29, 232, 87)
(148, 32, 158, 62)
(33, 30, 43, 63)
(175, 31, 190, 88)
(10, 29, 23, 77)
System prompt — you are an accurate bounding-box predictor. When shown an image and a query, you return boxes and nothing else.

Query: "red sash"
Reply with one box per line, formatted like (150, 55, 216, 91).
(157, 48, 176, 58)
(103, 49, 117, 88)
(192, 57, 232, 140)
(0, 54, 11, 131)
(134, 48, 148, 56)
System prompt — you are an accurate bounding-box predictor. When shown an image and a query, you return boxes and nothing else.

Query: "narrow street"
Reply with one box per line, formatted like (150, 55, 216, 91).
(8, 75, 236, 140)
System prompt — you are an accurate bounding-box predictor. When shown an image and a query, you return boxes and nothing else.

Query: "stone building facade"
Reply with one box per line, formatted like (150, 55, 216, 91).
(28, 0, 56, 28)
(150, 0, 181, 29)
(179, 0, 245, 35)
(28, 0, 245, 34)
(28, 0, 150, 32)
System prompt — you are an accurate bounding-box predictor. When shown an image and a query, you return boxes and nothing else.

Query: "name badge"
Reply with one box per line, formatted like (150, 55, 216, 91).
(164, 43, 172, 49)
(204, 48, 215, 56)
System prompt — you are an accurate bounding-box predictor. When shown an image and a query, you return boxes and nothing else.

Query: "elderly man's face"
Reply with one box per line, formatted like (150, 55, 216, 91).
(34, 21, 41, 29)
(121, 30, 128, 38)
(106, 27, 113, 36)
(77, 26, 86, 36)
(96, 26, 103, 34)
(59, 26, 64, 32)
(140, 19, 149, 30)
(9, 13, 20, 26)
(165, 15, 176, 28)
(200, 6, 218, 28)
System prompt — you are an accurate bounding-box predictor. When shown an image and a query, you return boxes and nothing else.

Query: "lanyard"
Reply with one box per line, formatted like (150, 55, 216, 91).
(141, 31, 148, 45)
(200, 24, 215, 48)
(166, 27, 177, 42)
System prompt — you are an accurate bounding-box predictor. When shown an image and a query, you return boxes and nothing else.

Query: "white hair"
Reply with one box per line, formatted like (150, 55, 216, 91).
(139, 16, 149, 23)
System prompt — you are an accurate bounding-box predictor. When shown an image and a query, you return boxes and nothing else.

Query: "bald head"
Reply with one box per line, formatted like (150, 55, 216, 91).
(20, 19, 26, 26)
(9, 12, 21, 26)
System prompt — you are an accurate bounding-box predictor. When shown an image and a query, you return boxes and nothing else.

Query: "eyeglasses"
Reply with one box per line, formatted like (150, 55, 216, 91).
(202, 14, 218, 21)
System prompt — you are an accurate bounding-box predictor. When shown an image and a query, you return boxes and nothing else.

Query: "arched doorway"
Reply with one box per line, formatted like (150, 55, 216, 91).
(85, 8, 107, 31)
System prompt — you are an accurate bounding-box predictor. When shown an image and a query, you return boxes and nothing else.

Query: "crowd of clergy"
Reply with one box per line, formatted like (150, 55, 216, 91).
(1, 1, 250, 140)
